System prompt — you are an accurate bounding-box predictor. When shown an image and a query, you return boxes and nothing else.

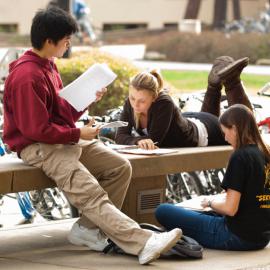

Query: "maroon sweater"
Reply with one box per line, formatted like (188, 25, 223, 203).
(3, 50, 82, 154)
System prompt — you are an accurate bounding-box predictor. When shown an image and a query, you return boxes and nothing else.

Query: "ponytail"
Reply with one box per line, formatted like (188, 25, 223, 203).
(150, 70, 163, 93)
(130, 70, 164, 98)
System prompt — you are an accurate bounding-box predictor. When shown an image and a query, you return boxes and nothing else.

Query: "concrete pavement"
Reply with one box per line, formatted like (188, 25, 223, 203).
(2, 46, 269, 77)
(133, 60, 270, 75)
(0, 218, 269, 270)
(72, 45, 270, 75)
(72, 44, 270, 75)
(0, 194, 47, 227)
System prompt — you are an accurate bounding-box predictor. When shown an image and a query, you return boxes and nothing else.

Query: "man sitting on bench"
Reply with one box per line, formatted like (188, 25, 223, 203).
(2, 7, 181, 265)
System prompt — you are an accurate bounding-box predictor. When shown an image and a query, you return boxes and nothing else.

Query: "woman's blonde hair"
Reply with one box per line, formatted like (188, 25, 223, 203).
(219, 104, 270, 161)
(130, 70, 164, 128)
(130, 70, 164, 98)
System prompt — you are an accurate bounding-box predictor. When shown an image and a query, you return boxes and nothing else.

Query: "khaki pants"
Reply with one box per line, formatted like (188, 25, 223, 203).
(20, 140, 151, 255)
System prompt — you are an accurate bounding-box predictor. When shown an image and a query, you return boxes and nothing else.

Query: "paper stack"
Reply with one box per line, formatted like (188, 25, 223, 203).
(59, 63, 117, 111)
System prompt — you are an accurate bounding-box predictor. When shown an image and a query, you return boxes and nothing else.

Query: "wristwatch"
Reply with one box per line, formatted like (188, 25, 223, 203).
(207, 200, 212, 208)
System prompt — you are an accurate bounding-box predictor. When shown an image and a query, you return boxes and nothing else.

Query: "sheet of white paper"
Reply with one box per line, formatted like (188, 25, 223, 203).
(176, 194, 226, 211)
(59, 63, 117, 111)
(105, 144, 138, 150)
(176, 196, 207, 211)
(99, 121, 128, 129)
(116, 148, 178, 155)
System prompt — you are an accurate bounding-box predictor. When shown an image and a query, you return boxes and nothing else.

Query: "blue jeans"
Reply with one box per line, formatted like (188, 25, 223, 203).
(155, 203, 268, 250)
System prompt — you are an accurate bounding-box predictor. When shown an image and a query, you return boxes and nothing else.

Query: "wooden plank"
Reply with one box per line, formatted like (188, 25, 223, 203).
(12, 170, 55, 192)
(0, 171, 13, 193)
(126, 146, 233, 178)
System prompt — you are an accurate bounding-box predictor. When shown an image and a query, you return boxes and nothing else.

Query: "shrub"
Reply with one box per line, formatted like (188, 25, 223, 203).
(106, 30, 270, 64)
(150, 31, 270, 64)
(56, 49, 140, 115)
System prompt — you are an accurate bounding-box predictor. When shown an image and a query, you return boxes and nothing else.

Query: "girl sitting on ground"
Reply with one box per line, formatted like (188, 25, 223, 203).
(155, 104, 270, 250)
(115, 56, 252, 149)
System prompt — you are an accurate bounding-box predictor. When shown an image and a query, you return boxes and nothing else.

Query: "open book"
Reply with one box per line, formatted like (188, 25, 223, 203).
(176, 193, 226, 211)
(176, 196, 211, 211)
(59, 63, 117, 111)
(107, 145, 178, 155)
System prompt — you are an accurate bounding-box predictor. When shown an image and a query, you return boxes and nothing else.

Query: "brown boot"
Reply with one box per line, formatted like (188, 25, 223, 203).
(218, 57, 253, 111)
(217, 57, 249, 83)
(208, 56, 235, 88)
(201, 56, 234, 116)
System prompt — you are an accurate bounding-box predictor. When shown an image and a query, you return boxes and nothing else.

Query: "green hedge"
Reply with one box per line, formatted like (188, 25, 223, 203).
(56, 49, 140, 115)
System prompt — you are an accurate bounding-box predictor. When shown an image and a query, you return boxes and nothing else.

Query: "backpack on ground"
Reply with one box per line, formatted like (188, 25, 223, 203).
(103, 223, 203, 259)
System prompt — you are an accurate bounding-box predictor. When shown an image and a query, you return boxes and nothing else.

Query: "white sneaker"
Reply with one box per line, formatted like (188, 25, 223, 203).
(68, 223, 108, 251)
(138, 228, 182, 265)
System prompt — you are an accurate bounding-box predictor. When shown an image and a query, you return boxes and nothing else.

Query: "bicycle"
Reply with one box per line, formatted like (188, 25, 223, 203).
(166, 172, 204, 203)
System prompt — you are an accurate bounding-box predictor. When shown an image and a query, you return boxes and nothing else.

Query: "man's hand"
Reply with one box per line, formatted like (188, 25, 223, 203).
(95, 88, 107, 102)
(80, 118, 101, 140)
(137, 139, 158, 150)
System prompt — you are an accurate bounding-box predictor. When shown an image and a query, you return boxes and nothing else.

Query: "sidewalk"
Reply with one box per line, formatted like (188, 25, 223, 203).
(133, 60, 270, 75)
(0, 219, 269, 270)
(72, 45, 270, 75)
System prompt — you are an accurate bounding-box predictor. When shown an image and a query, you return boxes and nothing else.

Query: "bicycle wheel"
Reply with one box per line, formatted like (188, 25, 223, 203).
(180, 172, 204, 200)
(208, 168, 225, 193)
(166, 172, 203, 203)
(28, 188, 79, 220)
(199, 169, 224, 195)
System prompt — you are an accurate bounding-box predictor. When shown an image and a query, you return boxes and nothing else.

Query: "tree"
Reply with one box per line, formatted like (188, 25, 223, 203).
(232, 0, 241, 20)
(213, 0, 227, 29)
(47, 0, 70, 11)
(56, 0, 70, 11)
(184, 0, 202, 19)
(51, 0, 71, 58)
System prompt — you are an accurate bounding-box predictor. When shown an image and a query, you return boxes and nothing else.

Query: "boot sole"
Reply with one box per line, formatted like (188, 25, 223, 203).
(217, 57, 249, 79)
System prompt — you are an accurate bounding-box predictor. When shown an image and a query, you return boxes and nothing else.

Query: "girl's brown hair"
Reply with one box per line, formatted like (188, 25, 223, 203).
(219, 104, 270, 161)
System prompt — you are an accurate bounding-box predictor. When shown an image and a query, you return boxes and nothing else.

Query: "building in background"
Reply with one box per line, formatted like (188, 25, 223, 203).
(0, 0, 267, 34)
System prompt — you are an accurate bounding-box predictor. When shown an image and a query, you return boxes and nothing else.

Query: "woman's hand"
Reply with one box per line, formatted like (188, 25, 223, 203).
(200, 196, 213, 208)
(137, 139, 157, 150)
(95, 88, 107, 102)
(80, 118, 101, 140)
(200, 190, 240, 216)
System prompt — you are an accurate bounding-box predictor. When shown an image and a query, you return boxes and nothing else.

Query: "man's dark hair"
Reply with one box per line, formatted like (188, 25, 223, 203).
(31, 7, 78, 50)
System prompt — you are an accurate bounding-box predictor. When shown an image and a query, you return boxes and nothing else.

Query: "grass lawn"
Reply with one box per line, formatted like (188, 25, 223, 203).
(161, 70, 269, 96)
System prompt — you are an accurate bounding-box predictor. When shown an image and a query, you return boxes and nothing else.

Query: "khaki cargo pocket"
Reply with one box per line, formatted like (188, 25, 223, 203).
(20, 143, 43, 167)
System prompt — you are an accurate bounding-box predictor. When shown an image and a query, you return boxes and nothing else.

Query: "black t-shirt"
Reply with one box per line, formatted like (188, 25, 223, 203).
(221, 145, 270, 243)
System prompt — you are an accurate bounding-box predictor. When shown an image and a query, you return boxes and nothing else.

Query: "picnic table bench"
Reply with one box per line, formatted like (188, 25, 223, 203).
(0, 146, 233, 223)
